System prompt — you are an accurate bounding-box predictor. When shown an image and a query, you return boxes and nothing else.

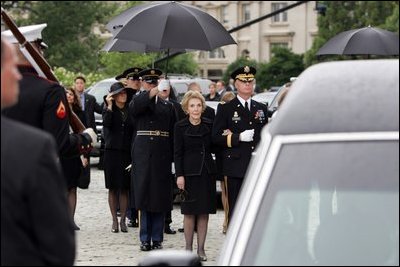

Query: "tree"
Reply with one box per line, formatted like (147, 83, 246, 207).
(257, 47, 304, 90)
(304, 1, 398, 67)
(24, 1, 117, 73)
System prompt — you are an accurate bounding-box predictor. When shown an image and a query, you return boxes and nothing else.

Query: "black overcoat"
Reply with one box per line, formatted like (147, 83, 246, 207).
(212, 97, 268, 178)
(174, 118, 217, 177)
(129, 92, 176, 212)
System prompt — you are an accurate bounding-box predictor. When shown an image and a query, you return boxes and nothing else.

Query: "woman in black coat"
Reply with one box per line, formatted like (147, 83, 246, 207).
(103, 82, 134, 233)
(175, 90, 217, 261)
(63, 87, 87, 230)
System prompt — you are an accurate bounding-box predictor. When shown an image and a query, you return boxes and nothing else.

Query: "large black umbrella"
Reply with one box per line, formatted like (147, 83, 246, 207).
(102, 37, 188, 54)
(108, 1, 236, 51)
(317, 26, 399, 56)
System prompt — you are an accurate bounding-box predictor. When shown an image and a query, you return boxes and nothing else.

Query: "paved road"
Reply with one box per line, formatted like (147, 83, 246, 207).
(74, 162, 226, 266)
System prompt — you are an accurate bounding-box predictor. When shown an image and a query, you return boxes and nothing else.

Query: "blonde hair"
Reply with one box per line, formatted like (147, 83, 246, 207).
(181, 90, 206, 114)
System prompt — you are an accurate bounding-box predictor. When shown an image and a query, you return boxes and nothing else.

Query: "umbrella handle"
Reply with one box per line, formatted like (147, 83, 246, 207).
(165, 48, 170, 79)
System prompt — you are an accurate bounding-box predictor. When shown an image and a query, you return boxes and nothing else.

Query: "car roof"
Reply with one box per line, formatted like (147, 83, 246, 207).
(268, 59, 399, 136)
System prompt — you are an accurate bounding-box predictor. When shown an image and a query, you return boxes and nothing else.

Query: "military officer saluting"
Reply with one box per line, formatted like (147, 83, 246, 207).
(128, 68, 177, 251)
(212, 66, 268, 226)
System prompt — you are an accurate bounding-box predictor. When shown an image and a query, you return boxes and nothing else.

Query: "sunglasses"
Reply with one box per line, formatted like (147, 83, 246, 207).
(177, 189, 195, 203)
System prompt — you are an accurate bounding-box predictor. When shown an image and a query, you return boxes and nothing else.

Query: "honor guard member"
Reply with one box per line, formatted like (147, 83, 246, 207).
(212, 66, 268, 226)
(116, 67, 143, 95)
(129, 68, 177, 251)
(1, 24, 96, 158)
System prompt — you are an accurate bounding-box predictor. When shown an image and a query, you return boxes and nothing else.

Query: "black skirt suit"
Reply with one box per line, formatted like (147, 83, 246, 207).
(103, 105, 134, 190)
(174, 118, 217, 215)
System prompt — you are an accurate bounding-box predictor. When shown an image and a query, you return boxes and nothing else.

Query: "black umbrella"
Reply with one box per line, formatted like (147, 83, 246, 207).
(317, 26, 399, 56)
(108, 1, 236, 51)
(102, 37, 188, 54)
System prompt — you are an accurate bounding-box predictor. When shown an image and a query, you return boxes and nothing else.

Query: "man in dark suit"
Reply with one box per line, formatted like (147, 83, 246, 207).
(74, 75, 103, 188)
(212, 66, 268, 226)
(1, 37, 75, 266)
(74, 76, 103, 133)
(129, 69, 177, 251)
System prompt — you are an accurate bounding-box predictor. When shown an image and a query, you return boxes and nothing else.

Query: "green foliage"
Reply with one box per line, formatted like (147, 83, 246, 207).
(304, 1, 399, 67)
(99, 51, 155, 77)
(257, 47, 304, 90)
(23, 1, 117, 73)
(155, 52, 198, 76)
(53, 67, 107, 88)
(223, 57, 258, 84)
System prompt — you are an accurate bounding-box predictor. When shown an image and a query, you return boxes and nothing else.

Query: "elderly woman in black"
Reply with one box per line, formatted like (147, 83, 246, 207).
(175, 90, 217, 261)
(103, 82, 134, 233)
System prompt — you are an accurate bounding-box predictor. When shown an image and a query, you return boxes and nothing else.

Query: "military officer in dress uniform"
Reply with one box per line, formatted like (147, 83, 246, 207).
(1, 25, 96, 160)
(129, 68, 177, 251)
(212, 66, 268, 226)
(116, 67, 143, 95)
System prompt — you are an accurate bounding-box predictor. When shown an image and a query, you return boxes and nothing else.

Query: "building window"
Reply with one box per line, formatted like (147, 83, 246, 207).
(209, 48, 225, 59)
(242, 4, 251, 23)
(272, 3, 288, 23)
(241, 49, 250, 59)
(270, 42, 288, 57)
(208, 69, 223, 80)
(220, 5, 228, 24)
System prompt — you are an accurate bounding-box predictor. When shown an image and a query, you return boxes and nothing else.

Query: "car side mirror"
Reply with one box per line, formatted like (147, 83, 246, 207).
(138, 250, 202, 266)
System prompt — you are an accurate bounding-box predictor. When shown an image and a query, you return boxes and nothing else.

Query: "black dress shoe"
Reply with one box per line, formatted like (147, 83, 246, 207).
(178, 227, 184, 233)
(152, 241, 163, 250)
(140, 242, 152, 251)
(164, 226, 176, 234)
(128, 220, 139, 228)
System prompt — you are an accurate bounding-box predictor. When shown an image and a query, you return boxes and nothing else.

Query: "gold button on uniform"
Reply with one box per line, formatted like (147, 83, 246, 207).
(249, 122, 252, 125)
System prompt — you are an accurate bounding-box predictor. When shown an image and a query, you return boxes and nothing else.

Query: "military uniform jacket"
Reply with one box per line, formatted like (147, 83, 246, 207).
(129, 92, 176, 212)
(2, 66, 83, 158)
(212, 97, 268, 178)
(1, 116, 75, 266)
(174, 118, 217, 177)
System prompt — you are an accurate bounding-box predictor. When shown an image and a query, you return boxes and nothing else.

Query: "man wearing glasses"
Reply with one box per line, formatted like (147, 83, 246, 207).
(128, 68, 177, 251)
(212, 66, 268, 228)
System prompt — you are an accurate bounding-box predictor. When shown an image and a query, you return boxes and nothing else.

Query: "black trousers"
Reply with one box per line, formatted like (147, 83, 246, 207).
(226, 176, 244, 224)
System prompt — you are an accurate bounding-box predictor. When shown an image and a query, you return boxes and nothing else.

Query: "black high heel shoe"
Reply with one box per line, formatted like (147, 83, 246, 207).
(120, 221, 128, 233)
(111, 221, 119, 233)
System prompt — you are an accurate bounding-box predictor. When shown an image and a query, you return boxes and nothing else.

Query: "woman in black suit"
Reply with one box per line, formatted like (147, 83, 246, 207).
(174, 90, 217, 261)
(103, 82, 134, 233)
(64, 87, 87, 230)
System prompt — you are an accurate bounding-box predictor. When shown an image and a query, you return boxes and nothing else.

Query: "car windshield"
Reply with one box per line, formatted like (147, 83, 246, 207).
(87, 79, 116, 104)
(252, 92, 277, 106)
(243, 141, 399, 266)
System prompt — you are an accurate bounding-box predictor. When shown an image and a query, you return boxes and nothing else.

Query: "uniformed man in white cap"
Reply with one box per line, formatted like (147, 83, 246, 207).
(2, 24, 96, 214)
(212, 66, 268, 228)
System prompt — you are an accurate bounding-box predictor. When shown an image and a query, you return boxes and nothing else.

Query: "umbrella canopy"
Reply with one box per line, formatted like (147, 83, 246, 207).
(102, 37, 188, 54)
(317, 26, 399, 56)
(108, 1, 236, 51)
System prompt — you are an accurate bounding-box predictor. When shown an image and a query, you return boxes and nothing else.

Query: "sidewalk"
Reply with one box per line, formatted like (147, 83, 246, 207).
(74, 165, 226, 266)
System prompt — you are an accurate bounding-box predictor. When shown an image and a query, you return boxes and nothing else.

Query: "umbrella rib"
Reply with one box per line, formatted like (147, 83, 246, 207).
(178, 4, 213, 50)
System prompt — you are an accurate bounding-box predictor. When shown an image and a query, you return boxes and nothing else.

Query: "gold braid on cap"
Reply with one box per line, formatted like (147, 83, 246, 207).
(235, 73, 255, 80)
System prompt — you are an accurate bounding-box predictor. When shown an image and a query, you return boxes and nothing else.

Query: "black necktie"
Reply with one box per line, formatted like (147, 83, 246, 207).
(245, 101, 249, 112)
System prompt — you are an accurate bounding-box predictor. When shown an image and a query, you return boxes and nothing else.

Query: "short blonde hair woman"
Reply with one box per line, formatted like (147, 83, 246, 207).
(180, 90, 206, 114)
